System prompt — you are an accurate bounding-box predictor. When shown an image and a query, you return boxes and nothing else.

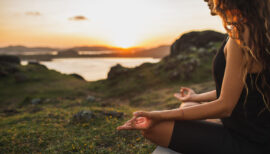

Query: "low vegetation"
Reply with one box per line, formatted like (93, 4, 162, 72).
(0, 30, 223, 153)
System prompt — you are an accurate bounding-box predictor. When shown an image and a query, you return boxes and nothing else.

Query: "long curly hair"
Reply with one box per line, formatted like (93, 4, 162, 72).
(213, 0, 270, 114)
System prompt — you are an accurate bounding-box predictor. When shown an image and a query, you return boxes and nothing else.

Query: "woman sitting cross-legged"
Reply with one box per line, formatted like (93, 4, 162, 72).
(117, 0, 270, 153)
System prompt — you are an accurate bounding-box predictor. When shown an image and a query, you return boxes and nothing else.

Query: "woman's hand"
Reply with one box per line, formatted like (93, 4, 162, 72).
(117, 116, 154, 130)
(117, 111, 161, 130)
(174, 87, 197, 102)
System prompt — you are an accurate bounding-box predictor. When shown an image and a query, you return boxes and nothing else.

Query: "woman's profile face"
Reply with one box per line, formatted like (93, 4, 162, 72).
(204, 0, 217, 16)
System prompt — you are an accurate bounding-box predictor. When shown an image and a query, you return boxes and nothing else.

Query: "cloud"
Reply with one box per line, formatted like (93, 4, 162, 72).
(69, 15, 88, 21)
(25, 11, 41, 16)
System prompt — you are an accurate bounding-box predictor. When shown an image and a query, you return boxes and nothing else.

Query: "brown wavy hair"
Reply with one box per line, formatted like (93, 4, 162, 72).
(213, 0, 270, 114)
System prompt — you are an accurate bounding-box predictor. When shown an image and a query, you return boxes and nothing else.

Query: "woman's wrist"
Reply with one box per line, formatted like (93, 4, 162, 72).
(184, 94, 198, 102)
(157, 109, 184, 121)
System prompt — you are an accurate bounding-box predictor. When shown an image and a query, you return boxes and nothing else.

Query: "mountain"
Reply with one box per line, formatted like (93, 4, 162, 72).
(71, 46, 116, 51)
(133, 45, 170, 58)
(0, 45, 57, 53)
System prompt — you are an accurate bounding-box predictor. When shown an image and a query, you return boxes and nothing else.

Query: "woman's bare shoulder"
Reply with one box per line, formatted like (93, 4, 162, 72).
(224, 37, 262, 73)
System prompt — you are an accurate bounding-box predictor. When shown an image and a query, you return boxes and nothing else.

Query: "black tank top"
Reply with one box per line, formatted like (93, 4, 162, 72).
(212, 37, 270, 145)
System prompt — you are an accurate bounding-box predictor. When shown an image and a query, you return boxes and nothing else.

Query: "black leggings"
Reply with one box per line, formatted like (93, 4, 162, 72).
(168, 120, 266, 154)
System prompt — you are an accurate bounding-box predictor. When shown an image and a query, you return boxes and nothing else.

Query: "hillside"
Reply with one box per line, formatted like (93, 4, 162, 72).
(89, 30, 225, 98)
(0, 30, 225, 153)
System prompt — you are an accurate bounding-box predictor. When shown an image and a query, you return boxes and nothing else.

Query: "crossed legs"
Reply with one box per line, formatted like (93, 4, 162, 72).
(141, 102, 201, 147)
(141, 102, 262, 154)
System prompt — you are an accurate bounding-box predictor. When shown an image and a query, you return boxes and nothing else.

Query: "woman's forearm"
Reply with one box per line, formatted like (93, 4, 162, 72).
(190, 90, 217, 102)
(159, 98, 230, 120)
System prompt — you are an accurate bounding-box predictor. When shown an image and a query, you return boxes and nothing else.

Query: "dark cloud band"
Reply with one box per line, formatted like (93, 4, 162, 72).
(25, 12, 41, 16)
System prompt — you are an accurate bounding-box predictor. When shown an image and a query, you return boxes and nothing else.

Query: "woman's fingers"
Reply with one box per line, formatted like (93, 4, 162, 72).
(117, 117, 137, 130)
(174, 93, 181, 99)
(117, 125, 134, 130)
(117, 117, 148, 130)
(180, 87, 190, 95)
(174, 93, 187, 101)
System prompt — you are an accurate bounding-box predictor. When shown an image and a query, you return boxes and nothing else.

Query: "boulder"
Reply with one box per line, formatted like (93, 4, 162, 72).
(28, 61, 47, 69)
(14, 73, 28, 83)
(86, 95, 96, 102)
(107, 64, 129, 79)
(28, 106, 43, 113)
(71, 110, 96, 123)
(0, 65, 8, 77)
(170, 30, 225, 56)
(102, 111, 124, 119)
(31, 98, 42, 105)
(2, 109, 20, 116)
(70, 73, 85, 81)
(0, 62, 19, 78)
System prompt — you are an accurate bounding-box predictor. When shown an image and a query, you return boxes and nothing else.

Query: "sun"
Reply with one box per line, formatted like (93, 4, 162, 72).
(108, 31, 139, 49)
(112, 38, 136, 49)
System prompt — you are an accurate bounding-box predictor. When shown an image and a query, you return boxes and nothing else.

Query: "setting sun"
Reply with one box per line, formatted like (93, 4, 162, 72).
(110, 33, 139, 48)
(113, 39, 136, 48)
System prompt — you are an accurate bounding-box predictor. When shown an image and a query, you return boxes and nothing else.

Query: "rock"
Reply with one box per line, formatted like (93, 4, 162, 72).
(2, 63, 19, 73)
(176, 54, 188, 61)
(71, 110, 96, 123)
(28, 60, 39, 65)
(86, 95, 96, 102)
(107, 64, 129, 79)
(28, 61, 47, 69)
(0, 66, 8, 77)
(2, 109, 20, 116)
(28, 107, 43, 113)
(14, 73, 28, 83)
(102, 111, 124, 119)
(31, 98, 42, 105)
(169, 70, 182, 81)
(170, 30, 225, 57)
(0, 55, 20, 64)
(0, 62, 19, 78)
(44, 98, 51, 103)
(70, 73, 85, 81)
(164, 59, 179, 71)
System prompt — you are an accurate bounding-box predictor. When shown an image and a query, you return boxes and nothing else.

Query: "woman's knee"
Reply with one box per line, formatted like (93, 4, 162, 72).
(141, 121, 175, 147)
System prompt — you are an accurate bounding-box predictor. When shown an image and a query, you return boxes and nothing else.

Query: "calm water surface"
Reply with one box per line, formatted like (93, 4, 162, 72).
(38, 57, 160, 81)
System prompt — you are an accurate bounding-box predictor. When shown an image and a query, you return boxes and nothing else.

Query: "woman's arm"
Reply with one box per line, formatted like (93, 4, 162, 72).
(190, 90, 217, 102)
(135, 38, 245, 120)
(175, 87, 217, 103)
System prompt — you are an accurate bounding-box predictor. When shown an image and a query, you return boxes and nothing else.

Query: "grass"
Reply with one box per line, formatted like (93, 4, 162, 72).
(0, 64, 87, 109)
(0, 49, 217, 153)
(0, 101, 156, 153)
(0, 64, 157, 153)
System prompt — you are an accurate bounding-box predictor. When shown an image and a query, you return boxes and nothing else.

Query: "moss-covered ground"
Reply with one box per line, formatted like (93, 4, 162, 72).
(0, 61, 215, 153)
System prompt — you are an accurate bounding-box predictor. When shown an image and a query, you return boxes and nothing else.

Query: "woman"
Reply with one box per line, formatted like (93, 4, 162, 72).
(117, 0, 270, 153)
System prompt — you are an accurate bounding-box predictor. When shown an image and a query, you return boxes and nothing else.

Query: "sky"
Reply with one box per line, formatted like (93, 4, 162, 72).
(0, 0, 225, 48)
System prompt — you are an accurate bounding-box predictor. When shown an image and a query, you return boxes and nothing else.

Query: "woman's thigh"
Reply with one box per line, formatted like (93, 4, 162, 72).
(168, 120, 262, 154)
(143, 120, 262, 154)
